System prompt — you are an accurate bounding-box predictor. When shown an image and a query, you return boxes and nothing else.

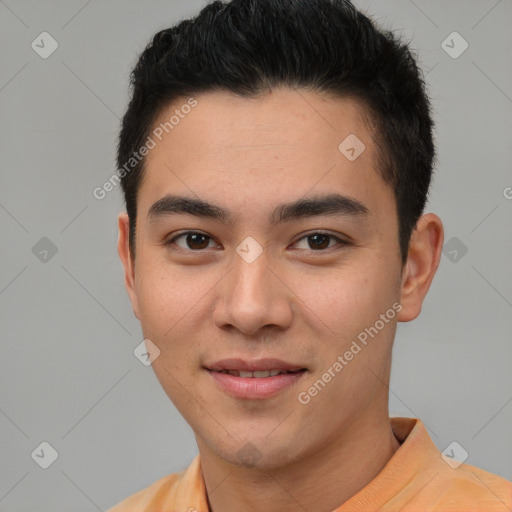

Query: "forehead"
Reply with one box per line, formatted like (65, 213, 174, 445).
(149, 87, 373, 156)
(139, 88, 392, 222)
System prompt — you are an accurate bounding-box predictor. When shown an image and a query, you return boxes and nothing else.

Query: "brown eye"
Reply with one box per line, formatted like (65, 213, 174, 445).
(307, 234, 331, 250)
(167, 231, 217, 251)
(293, 232, 346, 251)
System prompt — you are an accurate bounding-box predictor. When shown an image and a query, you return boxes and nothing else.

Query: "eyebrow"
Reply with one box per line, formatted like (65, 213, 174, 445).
(146, 192, 369, 227)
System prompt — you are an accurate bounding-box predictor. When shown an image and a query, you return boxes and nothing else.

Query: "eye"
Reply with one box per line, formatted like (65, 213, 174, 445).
(291, 232, 347, 251)
(165, 231, 219, 251)
(164, 230, 348, 252)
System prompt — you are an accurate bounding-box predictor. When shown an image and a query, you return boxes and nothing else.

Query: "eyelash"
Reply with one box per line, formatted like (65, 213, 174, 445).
(164, 230, 348, 253)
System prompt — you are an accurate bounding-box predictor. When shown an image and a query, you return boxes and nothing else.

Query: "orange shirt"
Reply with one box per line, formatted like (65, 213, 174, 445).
(107, 417, 512, 511)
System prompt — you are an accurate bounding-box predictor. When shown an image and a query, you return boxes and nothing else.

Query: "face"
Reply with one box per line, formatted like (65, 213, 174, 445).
(119, 87, 411, 470)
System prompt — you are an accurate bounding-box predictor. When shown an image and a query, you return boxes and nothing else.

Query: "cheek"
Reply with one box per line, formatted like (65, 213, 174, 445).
(134, 267, 189, 359)
(136, 261, 199, 329)
(287, 259, 399, 382)
(135, 266, 206, 411)
(134, 261, 217, 368)
(289, 264, 387, 334)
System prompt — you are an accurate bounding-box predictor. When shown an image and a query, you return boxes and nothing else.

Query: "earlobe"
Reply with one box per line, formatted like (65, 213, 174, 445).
(117, 212, 140, 320)
(397, 213, 444, 323)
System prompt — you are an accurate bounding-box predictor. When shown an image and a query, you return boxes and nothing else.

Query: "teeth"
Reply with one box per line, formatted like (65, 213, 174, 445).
(218, 369, 291, 377)
(253, 370, 270, 378)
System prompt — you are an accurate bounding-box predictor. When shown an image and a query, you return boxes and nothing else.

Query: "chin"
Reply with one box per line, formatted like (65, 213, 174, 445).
(213, 437, 304, 471)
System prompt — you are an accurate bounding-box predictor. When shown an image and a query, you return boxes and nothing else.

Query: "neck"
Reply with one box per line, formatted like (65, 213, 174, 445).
(198, 411, 401, 512)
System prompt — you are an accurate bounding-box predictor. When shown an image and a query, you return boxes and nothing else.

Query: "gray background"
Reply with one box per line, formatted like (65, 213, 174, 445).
(1, 0, 511, 510)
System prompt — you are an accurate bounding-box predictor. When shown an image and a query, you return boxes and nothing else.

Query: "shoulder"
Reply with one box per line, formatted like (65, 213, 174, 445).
(383, 418, 511, 511)
(106, 472, 183, 511)
(106, 455, 203, 512)
(427, 461, 512, 511)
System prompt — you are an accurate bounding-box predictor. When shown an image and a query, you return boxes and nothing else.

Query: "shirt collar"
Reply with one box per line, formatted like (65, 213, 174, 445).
(174, 417, 433, 512)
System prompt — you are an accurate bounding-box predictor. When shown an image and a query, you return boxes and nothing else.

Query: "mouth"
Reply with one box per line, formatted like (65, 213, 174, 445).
(211, 368, 305, 378)
(204, 358, 308, 399)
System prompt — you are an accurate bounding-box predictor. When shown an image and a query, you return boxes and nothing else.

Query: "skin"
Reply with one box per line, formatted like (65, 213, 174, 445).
(117, 87, 444, 512)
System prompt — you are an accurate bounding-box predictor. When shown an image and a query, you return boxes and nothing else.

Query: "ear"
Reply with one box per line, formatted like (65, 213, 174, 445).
(117, 212, 140, 320)
(397, 213, 444, 322)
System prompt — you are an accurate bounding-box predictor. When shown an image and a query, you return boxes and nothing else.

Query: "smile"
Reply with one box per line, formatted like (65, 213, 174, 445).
(213, 369, 301, 378)
(206, 367, 307, 399)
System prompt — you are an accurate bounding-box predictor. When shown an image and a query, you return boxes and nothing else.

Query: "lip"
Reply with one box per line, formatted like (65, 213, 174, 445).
(205, 358, 306, 372)
(204, 358, 308, 400)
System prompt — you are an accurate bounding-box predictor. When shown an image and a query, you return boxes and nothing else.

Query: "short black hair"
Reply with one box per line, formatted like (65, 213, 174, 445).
(117, 0, 435, 264)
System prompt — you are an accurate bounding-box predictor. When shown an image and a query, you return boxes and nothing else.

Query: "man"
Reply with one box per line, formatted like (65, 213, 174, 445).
(109, 0, 512, 510)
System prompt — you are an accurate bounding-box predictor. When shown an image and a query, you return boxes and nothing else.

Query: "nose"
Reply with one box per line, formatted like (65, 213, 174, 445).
(213, 247, 294, 337)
